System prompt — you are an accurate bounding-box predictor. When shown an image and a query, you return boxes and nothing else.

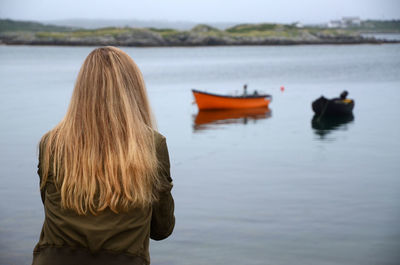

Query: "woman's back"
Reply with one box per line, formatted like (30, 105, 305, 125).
(32, 47, 175, 265)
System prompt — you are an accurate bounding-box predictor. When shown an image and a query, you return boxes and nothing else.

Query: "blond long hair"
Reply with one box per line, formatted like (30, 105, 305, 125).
(39, 46, 160, 215)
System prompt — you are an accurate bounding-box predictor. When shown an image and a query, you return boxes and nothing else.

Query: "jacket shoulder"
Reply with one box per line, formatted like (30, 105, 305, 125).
(153, 130, 166, 147)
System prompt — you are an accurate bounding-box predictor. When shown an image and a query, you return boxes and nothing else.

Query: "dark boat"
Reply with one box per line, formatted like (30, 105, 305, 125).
(312, 91, 355, 117)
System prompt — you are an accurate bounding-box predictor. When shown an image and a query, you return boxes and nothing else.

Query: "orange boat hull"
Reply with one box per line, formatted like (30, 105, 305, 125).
(192, 90, 271, 110)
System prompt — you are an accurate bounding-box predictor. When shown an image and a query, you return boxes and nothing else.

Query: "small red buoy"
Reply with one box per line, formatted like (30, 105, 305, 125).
(280, 86, 285, 92)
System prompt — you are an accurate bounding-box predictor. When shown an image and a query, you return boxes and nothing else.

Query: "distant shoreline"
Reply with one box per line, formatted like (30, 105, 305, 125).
(1, 19, 400, 47)
(1, 40, 399, 47)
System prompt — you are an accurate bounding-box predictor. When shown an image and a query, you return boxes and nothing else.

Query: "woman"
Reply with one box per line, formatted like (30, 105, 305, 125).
(32, 46, 175, 265)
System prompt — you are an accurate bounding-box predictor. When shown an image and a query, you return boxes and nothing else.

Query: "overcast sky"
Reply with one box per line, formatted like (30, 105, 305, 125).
(1, 0, 399, 24)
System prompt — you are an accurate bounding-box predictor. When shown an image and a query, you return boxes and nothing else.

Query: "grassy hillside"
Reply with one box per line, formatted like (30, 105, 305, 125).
(0, 19, 74, 32)
(224, 23, 357, 38)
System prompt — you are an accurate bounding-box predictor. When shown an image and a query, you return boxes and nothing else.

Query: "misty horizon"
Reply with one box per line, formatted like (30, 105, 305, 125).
(1, 0, 399, 26)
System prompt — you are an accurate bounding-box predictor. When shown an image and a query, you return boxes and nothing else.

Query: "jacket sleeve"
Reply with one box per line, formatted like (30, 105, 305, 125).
(150, 136, 175, 241)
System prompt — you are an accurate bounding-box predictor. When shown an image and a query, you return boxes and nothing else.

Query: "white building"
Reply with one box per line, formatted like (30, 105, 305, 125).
(342, 17, 361, 26)
(327, 17, 361, 28)
(327, 20, 343, 28)
(294, 22, 304, 28)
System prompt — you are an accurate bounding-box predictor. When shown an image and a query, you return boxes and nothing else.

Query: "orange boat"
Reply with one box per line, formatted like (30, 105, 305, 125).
(192, 89, 272, 110)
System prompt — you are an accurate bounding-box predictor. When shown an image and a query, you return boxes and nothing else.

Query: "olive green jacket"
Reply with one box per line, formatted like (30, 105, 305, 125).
(32, 132, 175, 265)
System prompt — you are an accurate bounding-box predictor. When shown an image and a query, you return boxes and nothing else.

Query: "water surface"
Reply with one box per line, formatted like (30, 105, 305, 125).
(0, 44, 399, 265)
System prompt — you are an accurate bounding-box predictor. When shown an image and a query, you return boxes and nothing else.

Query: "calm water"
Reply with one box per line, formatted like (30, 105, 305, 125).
(0, 44, 400, 265)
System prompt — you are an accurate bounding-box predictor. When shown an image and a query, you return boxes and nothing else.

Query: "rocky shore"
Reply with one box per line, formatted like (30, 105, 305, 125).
(1, 22, 398, 47)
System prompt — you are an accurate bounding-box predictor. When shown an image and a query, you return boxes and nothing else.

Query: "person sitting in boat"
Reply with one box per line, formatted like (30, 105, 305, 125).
(332, 90, 352, 104)
(333, 91, 348, 102)
(253, 90, 259, 96)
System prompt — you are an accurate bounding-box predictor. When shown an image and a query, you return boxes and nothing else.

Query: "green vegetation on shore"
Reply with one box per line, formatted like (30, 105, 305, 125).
(36, 27, 134, 38)
(1, 19, 399, 46)
(0, 19, 73, 32)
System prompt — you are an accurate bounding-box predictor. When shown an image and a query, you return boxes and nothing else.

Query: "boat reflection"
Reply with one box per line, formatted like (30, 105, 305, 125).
(312, 114, 355, 140)
(193, 107, 272, 131)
